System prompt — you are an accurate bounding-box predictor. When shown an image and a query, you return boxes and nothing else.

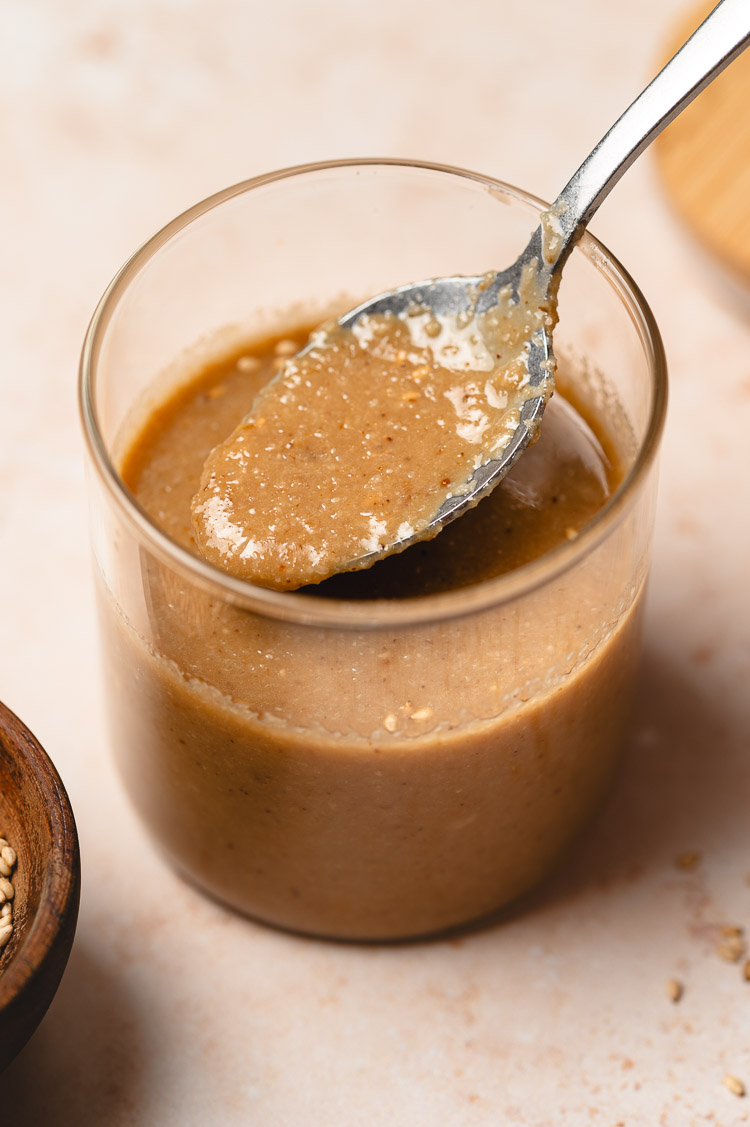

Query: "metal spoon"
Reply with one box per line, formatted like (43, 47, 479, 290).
(318, 0, 749, 571)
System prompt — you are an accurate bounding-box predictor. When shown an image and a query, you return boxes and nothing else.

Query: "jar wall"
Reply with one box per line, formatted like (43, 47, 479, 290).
(82, 162, 666, 940)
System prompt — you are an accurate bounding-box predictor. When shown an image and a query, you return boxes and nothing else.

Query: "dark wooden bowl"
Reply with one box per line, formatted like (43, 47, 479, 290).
(0, 701, 80, 1071)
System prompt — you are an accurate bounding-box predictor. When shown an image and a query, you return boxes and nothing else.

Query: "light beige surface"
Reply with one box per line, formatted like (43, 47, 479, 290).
(2, 0, 750, 1123)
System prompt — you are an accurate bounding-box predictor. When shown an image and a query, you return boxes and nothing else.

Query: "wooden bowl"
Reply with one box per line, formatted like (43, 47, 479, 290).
(0, 701, 80, 1071)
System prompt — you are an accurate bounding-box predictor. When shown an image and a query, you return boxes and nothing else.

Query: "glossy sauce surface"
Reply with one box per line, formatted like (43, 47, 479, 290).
(123, 327, 616, 598)
(189, 275, 556, 589)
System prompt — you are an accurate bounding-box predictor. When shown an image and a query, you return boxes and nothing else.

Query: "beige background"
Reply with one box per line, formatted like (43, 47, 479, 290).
(2, 0, 750, 1123)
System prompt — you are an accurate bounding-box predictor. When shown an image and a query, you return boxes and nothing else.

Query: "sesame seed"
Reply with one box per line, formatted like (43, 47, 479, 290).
(723, 1074, 745, 1098)
(0, 832, 16, 955)
(675, 850, 701, 871)
(717, 932, 745, 963)
(665, 978, 683, 1003)
(237, 355, 261, 372)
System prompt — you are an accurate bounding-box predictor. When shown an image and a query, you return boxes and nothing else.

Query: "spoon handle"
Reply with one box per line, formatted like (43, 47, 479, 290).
(543, 0, 750, 270)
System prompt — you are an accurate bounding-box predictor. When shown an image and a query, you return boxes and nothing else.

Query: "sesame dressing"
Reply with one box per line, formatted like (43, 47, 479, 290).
(191, 273, 555, 590)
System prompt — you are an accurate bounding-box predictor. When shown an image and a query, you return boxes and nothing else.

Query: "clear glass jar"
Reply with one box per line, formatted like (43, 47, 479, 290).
(80, 160, 667, 941)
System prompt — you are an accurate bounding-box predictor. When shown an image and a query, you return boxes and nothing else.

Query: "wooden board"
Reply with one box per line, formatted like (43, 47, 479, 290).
(655, 0, 750, 288)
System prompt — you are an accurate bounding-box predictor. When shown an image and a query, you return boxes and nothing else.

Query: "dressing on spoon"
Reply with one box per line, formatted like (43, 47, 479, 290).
(192, 264, 555, 589)
(192, 0, 748, 590)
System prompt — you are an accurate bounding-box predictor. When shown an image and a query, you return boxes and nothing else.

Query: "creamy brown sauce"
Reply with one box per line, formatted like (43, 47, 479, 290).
(109, 325, 645, 940)
(190, 272, 556, 589)
(125, 326, 612, 599)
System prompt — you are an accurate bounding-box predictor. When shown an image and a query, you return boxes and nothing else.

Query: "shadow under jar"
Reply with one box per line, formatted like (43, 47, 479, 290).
(80, 160, 666, 941)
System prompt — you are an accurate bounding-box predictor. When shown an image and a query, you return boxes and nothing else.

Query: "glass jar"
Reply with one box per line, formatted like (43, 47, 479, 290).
(80, 160, 667, 941)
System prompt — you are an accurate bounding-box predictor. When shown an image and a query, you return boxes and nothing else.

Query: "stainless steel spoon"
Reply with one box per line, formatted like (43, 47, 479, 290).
(318, 0, 749, 571)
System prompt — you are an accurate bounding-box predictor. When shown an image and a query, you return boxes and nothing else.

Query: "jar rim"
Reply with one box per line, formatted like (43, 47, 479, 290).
(79, 157, 668, 629)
